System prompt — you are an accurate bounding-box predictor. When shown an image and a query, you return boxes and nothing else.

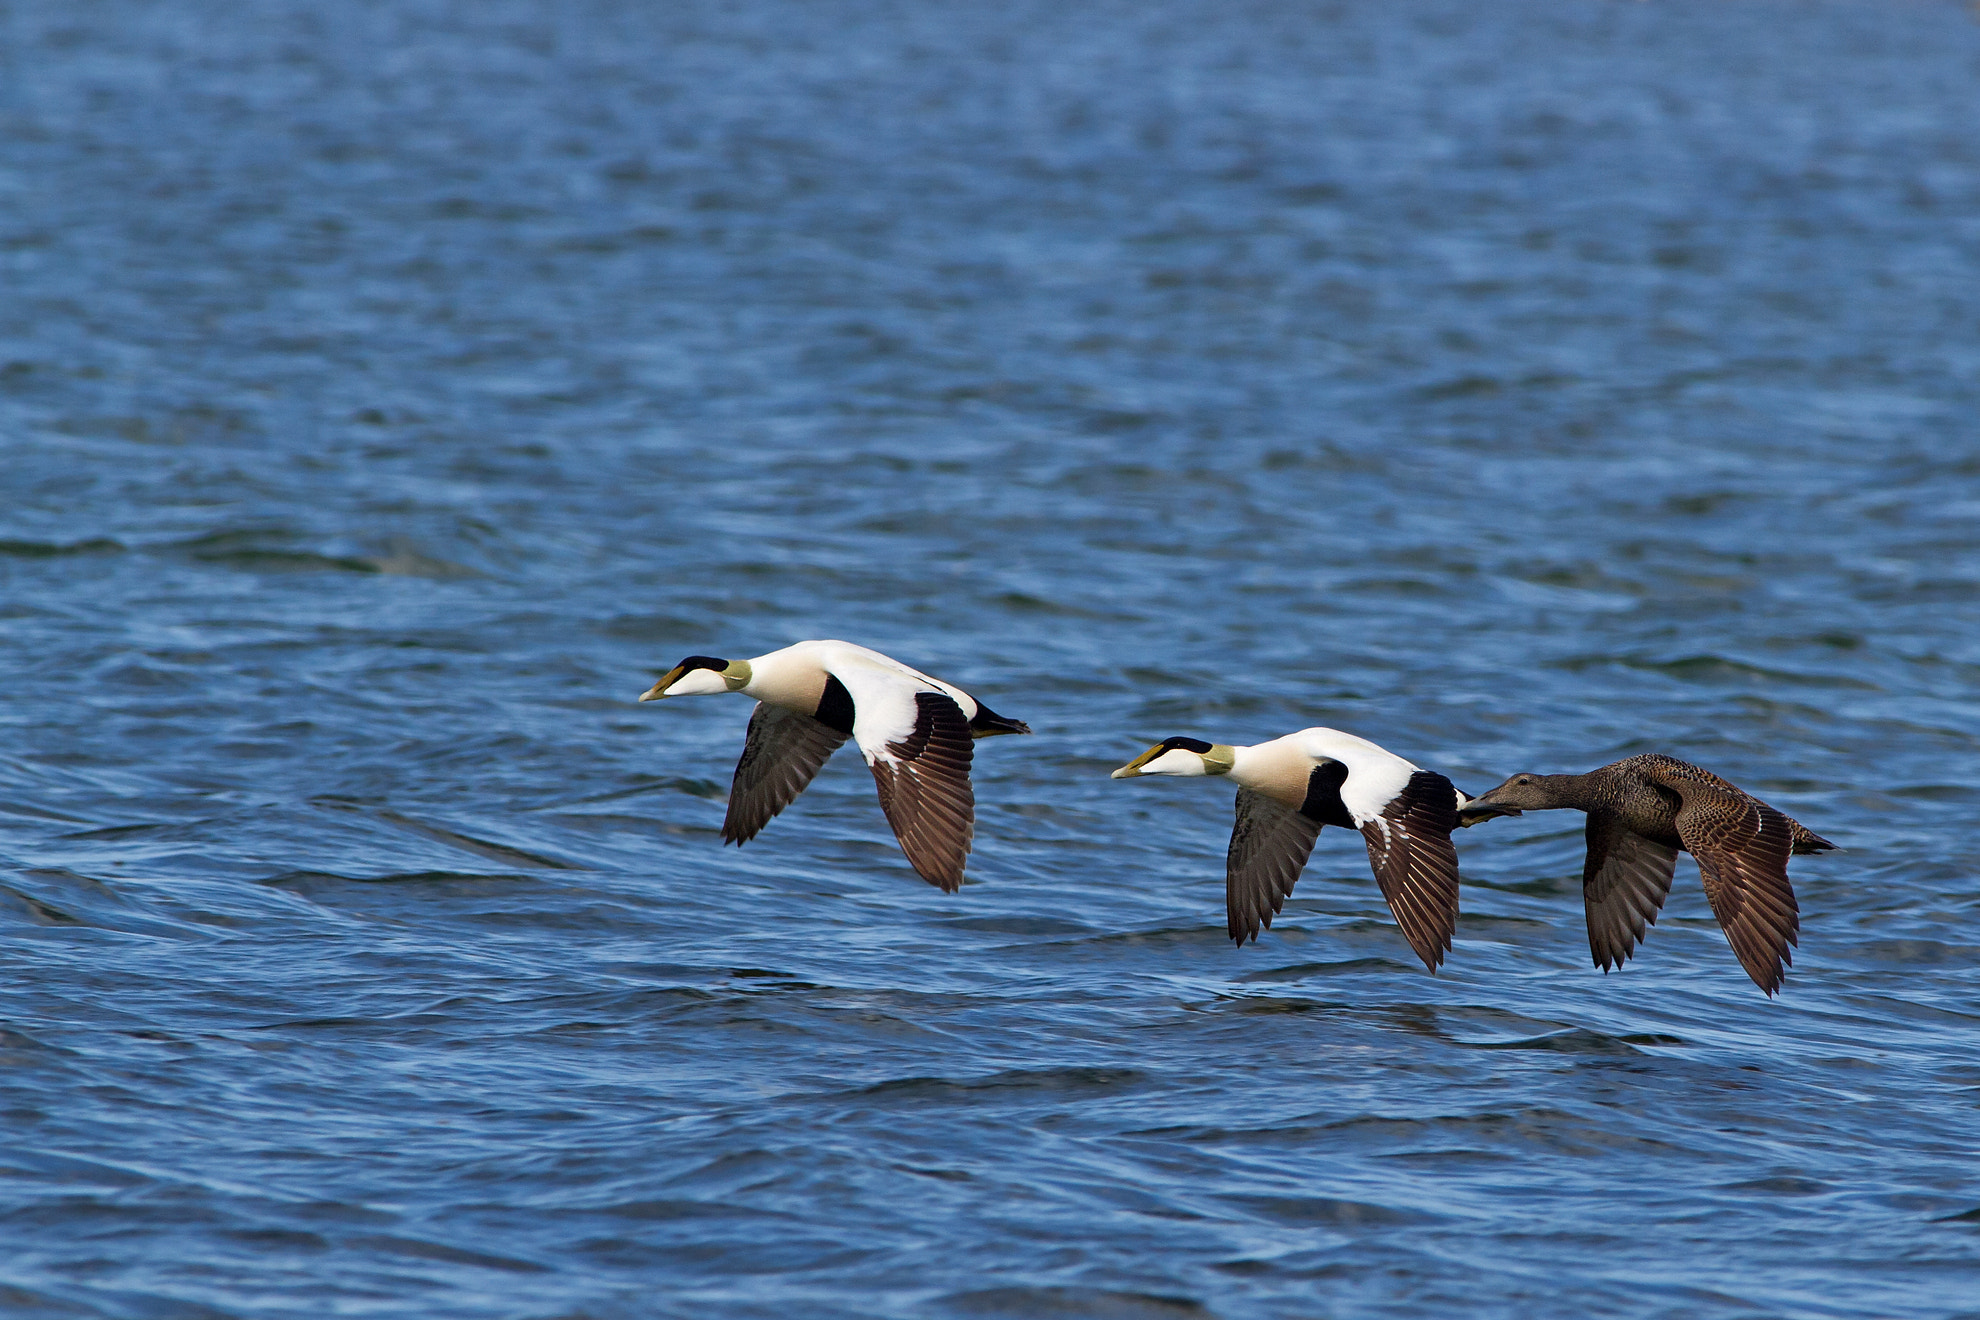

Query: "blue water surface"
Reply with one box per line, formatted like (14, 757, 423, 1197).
(4, 1, 1980, 1316)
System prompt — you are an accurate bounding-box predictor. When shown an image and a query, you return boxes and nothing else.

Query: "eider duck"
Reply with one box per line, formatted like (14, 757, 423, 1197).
(1458, 754, 1835, 996)
(638, 641, 1030, 891)
(1112, 729, 1465, 971)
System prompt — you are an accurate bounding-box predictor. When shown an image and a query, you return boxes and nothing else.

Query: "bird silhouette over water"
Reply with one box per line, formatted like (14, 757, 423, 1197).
(639, 640, 1030, 891)
(1459, 754, 1834, 996)
(1112, 728, 1465, 971)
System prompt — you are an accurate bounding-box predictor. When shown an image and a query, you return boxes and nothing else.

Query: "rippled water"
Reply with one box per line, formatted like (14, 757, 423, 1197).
(6, 1, 1980, 1316)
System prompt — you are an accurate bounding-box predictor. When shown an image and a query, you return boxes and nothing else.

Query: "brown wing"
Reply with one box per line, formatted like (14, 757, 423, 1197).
(1225, 788, 1323, 946)
(1359, 771, 1461, 973)
(1582, 811, 1679, 972)
(722, 703, 850, 845)
(1672, 786, 1800, 996)
(867, 692, 975, 892)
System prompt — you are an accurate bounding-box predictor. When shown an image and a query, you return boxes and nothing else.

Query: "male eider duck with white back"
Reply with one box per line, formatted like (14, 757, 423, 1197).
(1112, 729, 1466, 971)
(1458, 754, 1835, 996)
(639, 641, 1030, 891)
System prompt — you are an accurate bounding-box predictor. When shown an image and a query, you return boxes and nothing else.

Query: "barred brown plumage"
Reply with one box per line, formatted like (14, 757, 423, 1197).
(1460, 753, 1832, 996)
(1580, 820, 1680, 972)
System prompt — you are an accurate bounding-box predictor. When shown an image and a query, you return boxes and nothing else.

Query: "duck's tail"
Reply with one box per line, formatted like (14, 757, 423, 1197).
(968, 702, 1032, 738)
(1789, 819, 1837, 854)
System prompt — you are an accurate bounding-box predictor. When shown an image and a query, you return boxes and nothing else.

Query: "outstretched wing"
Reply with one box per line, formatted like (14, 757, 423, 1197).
(833, 665, 976, 891)
(1581, 812, 1680, 972)
(1672, 788, 1800, 996)
(1226, 788, 1323, 946)
(1358, 770, 1461, 973)
(722, 702, 849, 845)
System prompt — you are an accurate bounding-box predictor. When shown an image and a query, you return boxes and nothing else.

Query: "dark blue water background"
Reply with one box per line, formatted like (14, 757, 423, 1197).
(5, 1, 1980, 1315)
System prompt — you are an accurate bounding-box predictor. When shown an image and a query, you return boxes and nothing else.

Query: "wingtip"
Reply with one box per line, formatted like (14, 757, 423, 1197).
(1743, 961, 1788, 997)
(909, 861, 967, 894)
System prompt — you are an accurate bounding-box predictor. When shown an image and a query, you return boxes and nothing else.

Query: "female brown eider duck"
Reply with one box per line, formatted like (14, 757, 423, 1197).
(1112, 728, 1466, 972)
(1458, 754, 1835, 996)
(638, 641, 1030, 891)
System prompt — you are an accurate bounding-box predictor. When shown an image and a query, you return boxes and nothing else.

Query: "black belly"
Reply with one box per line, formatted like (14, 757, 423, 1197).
(814, 674, 856, 734)
(1299, 761, 1357, 829)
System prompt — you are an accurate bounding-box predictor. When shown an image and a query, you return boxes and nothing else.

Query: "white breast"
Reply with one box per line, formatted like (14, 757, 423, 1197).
(1226, 736, 1318, 808)
(741, 643, 830, 711)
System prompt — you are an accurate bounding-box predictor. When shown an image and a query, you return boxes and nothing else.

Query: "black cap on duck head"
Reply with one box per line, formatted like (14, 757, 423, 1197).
(639, 654, 749, 701)
(1112, 735, 1236, 778)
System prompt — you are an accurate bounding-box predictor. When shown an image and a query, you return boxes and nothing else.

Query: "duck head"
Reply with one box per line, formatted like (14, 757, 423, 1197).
(639, 655, 753, 700)
(1112, 736, 1238, 779)
(1454, 771, 1571, 824)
